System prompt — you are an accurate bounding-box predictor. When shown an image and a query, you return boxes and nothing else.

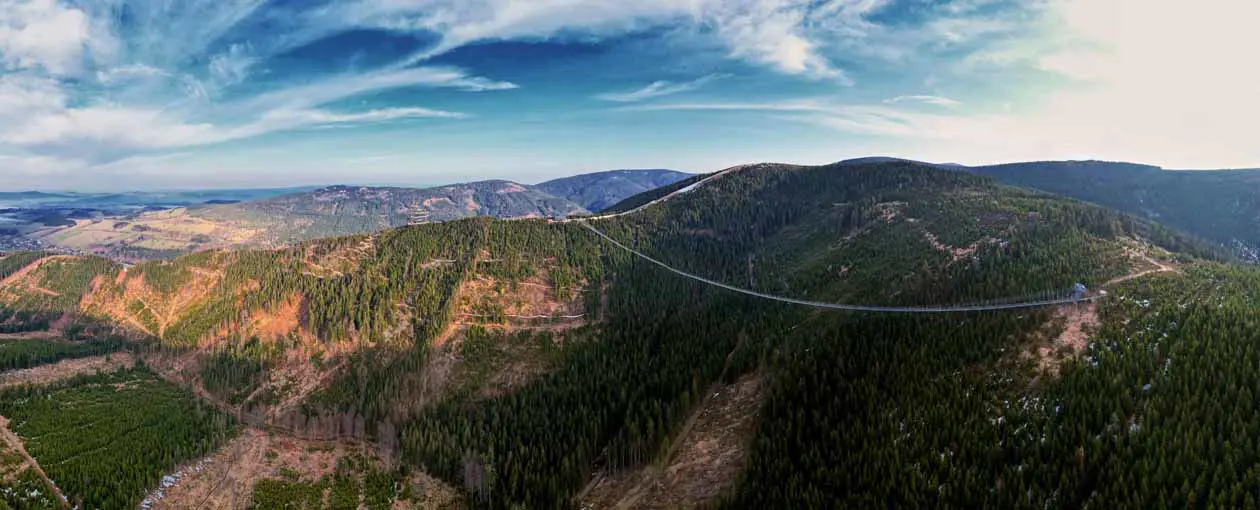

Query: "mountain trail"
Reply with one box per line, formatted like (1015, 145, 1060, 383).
(1102, 252, 1178, 288)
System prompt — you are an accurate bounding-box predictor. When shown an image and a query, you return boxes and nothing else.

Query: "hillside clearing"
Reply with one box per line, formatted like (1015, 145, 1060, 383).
(0, 352, 135, 389)
(579, 371, 766, 509)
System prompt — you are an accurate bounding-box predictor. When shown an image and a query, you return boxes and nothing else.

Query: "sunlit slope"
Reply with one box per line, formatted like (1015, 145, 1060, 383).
(0, 160, 1224, 508)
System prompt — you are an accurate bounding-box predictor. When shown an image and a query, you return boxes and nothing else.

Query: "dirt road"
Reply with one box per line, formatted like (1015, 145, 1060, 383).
(1103, 253, 1178, 288)
(0, 415, 68, 508)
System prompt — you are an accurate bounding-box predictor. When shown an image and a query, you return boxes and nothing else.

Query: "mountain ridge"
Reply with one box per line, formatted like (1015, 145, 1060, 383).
(534, 169, 692, 211)
(0, 159, 1247, 509)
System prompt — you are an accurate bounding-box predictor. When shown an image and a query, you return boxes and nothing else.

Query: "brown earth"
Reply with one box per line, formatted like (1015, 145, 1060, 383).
(921, 229, 986, 262)
(875, 201, 907, 221)
(81, 263, 226, 339)
(0, 430, 24, 482)
(453, 274, 586, 332)
(247, 294, 304, 343)
(0, 255, 78, 303)
(146, 429, 363, 509)
(1023, 303, 1100, 379)
(145, 428, 462, 510)
(579, 372, 767, 509)
(0, 352, 135, 389)
(1022, 244, 1178, 382)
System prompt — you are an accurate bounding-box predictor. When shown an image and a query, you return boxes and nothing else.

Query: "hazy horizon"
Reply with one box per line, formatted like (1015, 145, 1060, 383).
(10, 156, 1260, 193)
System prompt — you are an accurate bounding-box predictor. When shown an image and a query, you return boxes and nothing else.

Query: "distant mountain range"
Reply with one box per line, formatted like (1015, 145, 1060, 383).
(32, 169, 693, 258)
(534, 169, 693, 212)
(190, 180, 590, 245)
(23, 158, 1260, 263)
(0, 187, 321, 211)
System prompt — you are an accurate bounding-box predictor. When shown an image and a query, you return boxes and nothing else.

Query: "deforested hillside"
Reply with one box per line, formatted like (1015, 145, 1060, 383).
(1, 160, 1250, 509)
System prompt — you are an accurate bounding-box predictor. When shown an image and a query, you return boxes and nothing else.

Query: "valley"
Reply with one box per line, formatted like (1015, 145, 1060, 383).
(0, 0, 1249, 506)
(0, 160, 1256, 509)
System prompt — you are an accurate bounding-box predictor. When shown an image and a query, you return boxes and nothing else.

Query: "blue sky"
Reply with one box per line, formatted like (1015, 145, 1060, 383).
(0, 0, 1256, 190)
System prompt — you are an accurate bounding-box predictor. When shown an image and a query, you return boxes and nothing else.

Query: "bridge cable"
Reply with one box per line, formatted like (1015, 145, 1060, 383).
(578, 221, 1098, 314)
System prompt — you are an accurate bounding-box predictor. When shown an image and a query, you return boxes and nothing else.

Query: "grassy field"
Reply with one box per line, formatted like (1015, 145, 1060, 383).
(0, 367, 236, 509)
(36, 208, 260, 255)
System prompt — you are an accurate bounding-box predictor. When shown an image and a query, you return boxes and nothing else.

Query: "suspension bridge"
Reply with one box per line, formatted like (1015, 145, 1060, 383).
(578, 221, 1106, 314)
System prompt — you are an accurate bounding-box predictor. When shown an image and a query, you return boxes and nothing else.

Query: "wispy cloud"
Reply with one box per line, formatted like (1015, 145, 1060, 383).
(596, 74, 727, 102)
(620, 99, 965, 138)
(10, 0, 1249, 189)
(0, 0, 524, 168)
(238, 67, 517, 114)
(326, 0, 863, 81)
(254, 107, 467, 127)
(883, 95, 962, 108)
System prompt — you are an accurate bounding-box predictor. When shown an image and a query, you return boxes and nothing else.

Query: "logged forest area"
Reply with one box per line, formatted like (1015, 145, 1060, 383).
(0, 161, 1255, 509)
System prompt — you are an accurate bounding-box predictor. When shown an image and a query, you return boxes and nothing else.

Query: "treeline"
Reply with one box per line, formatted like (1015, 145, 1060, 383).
(0, 251, 49, 280)
(0, 336, 123, 372)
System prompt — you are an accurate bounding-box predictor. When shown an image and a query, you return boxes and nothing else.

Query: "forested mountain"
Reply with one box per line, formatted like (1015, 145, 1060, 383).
(535, 169, 692, 211)
(956, 161, 1260, 259)
(1, 160, 1254, 508)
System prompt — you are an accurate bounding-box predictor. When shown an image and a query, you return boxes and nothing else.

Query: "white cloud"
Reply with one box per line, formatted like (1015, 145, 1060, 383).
(0, 74, 65, 116)
(0, 64, 485, 164)
(709, 0, 850, 81)
(248, 107, 467, 130)
(0, 0, 103, 76)
(0, 153, 84, 178)
(241, 66, 517, 114)
(623, 100, 942, 138)
(103, 0, 268, 68)
(883, 95, 962, 108)
(932, 0, 1260, 168)
(207, 43, 258, 91)
(635, 0, 1260, 169)
(0, 102, 469, 165)
(3, 106, 220, 161)
(96, 64, 169, 85)
(596, 74, 726, 102)
(336, 0, 857, 81)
